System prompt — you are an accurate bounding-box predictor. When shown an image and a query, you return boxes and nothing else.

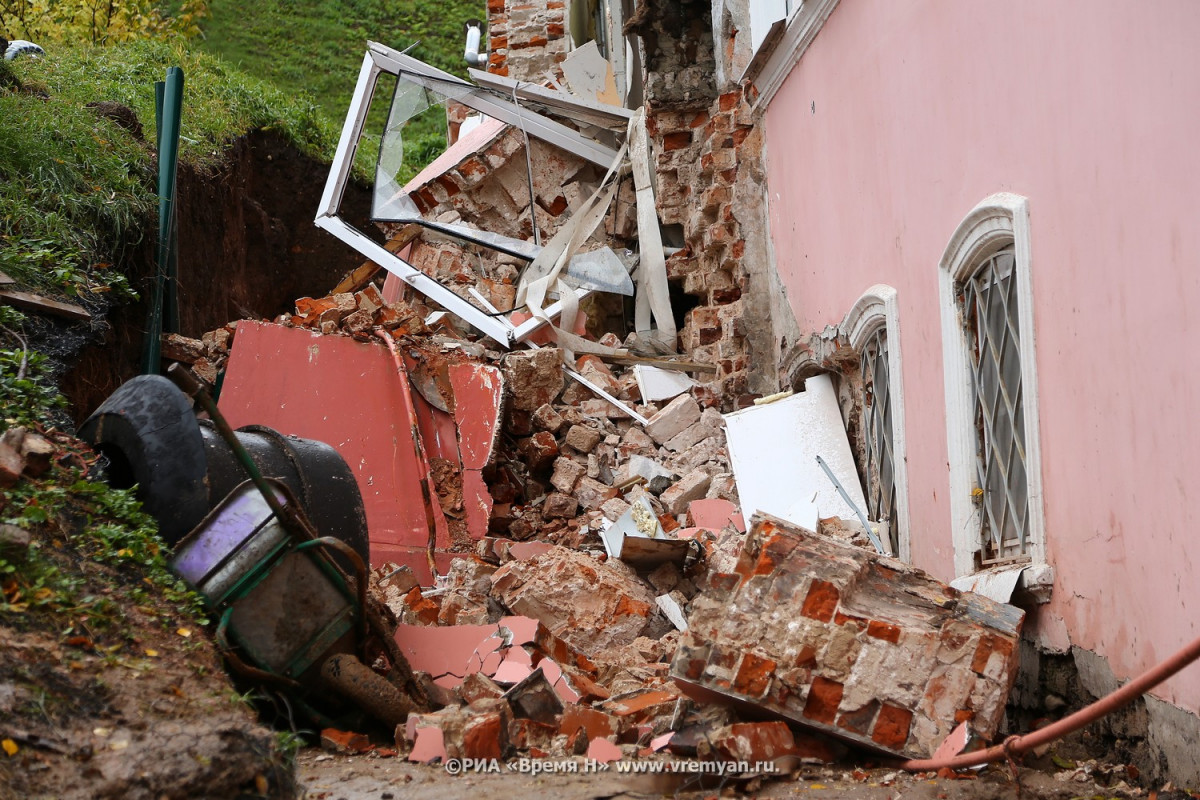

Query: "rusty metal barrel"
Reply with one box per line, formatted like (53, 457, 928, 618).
(80, 375, 369, 568)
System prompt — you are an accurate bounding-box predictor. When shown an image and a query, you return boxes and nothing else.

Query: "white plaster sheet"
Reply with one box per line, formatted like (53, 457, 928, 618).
(723, 373, 867, 531)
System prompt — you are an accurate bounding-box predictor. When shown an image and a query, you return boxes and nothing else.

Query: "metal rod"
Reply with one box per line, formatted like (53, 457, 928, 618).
(816, 454, 886, 554)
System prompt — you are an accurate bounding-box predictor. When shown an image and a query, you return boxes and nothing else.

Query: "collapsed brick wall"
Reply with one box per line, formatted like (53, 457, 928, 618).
(672, 515, 1025, 758)
(389, 126, 636, 316)
(649, 89, 759, 410)
(486, 0, 570, 81)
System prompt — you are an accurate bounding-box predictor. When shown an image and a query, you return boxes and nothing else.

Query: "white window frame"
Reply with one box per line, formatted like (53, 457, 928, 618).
(315, 42, 623, 348)
(938, 193, 1046, 578)
(842, 285, 912, 562)
(743, 0, 840, 110)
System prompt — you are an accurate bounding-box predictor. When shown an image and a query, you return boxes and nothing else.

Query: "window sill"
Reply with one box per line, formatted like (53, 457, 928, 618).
(950, 562, 1054, 607)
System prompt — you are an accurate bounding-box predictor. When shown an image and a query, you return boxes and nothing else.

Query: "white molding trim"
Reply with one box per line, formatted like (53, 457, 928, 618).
(841, 285, 912, 563)
(744, 0, 840, 111)
(937, 193, 1046, 578)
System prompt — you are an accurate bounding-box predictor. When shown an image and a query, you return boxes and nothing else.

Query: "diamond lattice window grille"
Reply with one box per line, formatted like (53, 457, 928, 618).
(861, 327, 898, 555)
(961, 246, 1030, 566)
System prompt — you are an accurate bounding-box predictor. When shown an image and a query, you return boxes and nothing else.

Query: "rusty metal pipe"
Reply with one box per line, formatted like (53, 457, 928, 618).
(895, 631, 1200, 772)
(374, 328, 440, 579)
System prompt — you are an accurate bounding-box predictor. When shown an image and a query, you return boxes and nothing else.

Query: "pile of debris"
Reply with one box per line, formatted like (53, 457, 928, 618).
(154, 273, 1026, 775)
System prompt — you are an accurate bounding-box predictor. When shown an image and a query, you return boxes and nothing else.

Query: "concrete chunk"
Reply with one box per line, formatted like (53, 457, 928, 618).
(550, 457, 586, 494)
(645, 394, 701, 444)
(564, 424, 603, 453)
(532, 403, 565, 434)
(660, 469, 712, 515)
(504, 348, 564, 411)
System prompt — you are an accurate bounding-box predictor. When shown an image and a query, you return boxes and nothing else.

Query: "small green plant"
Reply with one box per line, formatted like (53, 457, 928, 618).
(0, 347, 68, 431)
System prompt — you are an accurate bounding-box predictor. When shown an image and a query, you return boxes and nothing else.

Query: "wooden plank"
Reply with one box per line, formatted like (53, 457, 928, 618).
(330, 224, 422, 295)
(0, 270, 14, 287)
(0, 290, 91, 321)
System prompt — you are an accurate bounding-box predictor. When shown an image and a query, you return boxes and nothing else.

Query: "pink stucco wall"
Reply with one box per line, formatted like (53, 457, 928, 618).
(764, 1, 1200, 710)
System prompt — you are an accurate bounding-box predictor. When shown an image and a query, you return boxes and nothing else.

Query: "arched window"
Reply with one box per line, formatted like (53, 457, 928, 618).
(842, 285, 911, 561)
(938, 193, 1046, 577)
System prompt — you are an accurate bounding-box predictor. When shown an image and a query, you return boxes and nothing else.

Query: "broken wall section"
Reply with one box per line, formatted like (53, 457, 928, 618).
(487, 0, 571, 81)
(672, 514, 1025, 758)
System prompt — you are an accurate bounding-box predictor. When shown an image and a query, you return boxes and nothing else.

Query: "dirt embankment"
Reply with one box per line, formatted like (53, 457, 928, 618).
(2, 128, 378, 800)
(59, 128, 380, 424)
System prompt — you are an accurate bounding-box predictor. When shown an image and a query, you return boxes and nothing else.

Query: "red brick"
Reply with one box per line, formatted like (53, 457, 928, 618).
(733, 652, 776, 698)
(732, 127, 751, 146)
(662, 131, 693, 151)
(713, 721, 795, 761)
(802, 677, 843, 725)
(404, 586, 440, 625)
(547, 22, 564, 36)
(711, 287, 742, 304)
(486, 0, 504, 11)
(867, 620, 902, 643)
(511, 35, 549, 49)
(718, 90, 741, 112)
(489, 35, 508, 50)
(416, 187, 439, 212)
(971, 634, 998, 673)
(435, 174, 461, 198)
(321, 728, 372, 754)
(794, 644, 818, 668)
(560, 705, 618, 740)
(836, 700, 880, 736)
(537, 194, 569, 216)
(462, 712, 505, 760)
(872, 704, 913, 750)
(800, 580, 839, 622)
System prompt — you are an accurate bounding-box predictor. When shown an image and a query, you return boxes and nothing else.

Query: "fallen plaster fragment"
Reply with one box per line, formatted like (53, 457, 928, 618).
(949, 565, 1026, 604)
(634, 364, 698, 403)
(723, 373, 866, 532)
(649, 732, 674, 752)
(561, 41, 621, 106)
(408, 726, 447, 763)
(587, 736, 623, 763)
(671, 513, 1024, 759)
(656, 594, 689, 631)
(688, 498, 745, 532)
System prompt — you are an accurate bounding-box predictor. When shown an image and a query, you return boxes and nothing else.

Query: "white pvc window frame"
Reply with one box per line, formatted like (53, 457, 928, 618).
(842, 285, 912, 562)
(938, 193, 1046, 578)
(315, 41, 624, 348)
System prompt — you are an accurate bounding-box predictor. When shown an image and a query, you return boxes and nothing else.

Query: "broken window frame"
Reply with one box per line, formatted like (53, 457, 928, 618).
(842, 284, 911, 561)
(938, 193, 1047, 578)
(315, 42, 625, 348)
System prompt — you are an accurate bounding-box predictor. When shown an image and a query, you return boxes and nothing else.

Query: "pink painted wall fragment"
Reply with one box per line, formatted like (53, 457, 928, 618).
(218, 322, 449, 579)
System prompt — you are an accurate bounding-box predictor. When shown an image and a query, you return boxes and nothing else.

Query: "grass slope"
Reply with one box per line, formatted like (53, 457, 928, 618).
(198, 0, 485, 183)
(0, 40, 336, 305)
(199, 0, 485, 120)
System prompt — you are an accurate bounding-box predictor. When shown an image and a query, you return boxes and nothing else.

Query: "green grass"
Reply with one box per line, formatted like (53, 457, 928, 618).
(0, 39, 337, 303)
(198, 0, 485, 184)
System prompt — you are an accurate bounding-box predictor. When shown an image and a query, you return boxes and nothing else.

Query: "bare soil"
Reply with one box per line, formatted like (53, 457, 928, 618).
(0, 535, 294, 800)
(294, 748, 1154, 800)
